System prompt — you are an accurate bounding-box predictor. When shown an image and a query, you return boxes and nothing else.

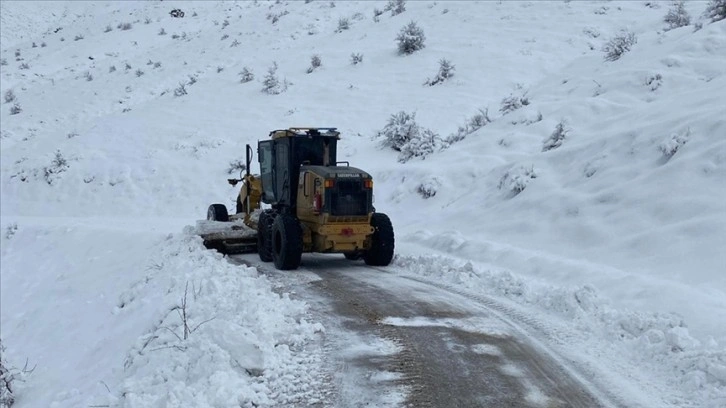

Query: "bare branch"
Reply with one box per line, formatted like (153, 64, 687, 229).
(190, 317, 215, 334)
(161, 326, 184, 343)
(149, 345, 187, 352)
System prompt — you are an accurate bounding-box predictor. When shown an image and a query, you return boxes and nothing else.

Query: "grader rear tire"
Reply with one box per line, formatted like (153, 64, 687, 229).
(257, 210, 275, 262)
(364, 213, 394, 266)
(271, 214, 303, 270)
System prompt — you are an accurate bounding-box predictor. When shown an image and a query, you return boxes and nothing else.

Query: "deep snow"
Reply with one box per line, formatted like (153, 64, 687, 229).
(1, 1, 724, 407)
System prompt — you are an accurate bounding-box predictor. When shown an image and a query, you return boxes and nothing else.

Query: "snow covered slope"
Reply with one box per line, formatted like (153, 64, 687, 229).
(1, 1, 724, 407)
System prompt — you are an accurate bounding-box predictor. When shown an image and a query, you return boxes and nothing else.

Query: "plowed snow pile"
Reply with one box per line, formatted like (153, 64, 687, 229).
(1, 1, 724, 407)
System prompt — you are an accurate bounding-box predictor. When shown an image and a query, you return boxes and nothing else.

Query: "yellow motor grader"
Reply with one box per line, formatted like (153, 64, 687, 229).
(199, 128, 394, 270)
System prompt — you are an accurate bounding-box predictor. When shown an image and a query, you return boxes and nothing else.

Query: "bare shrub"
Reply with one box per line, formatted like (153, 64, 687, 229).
(9, 103, 21, 115)
(5, 224, 18, 240)
(19, 63, 29, 70)
(104, 25, 113, 33)
(645, 73, 663, 91)
(417, 178, 440, 199)
(583, 27, 600, 38)
(267, 10, 289, 24)
(350, 52, 363, 65)
(43, 150, 69, 185)
(159, 27, 167, 35)
(664, 1, 691, 30)
(336, 18, 350, 32)
(659, 128, 690, 158)
(124, 62, 132, 71)
(135, 69, 144, 77)
(153, 61, 162, 68)
(230, 39, 240, 47)
(387, 0, 406, 16)
(399, 128, 441, 163)
(498, 166, 537, 197)
(170, 283, 215, 341)
(1, 341, 15, 407)
(704, 0, 726, 22)
(41, 42, 46, 48)
(174, 82, 187, 97)
(373, 8, 383, 22)
(118, 22, 133, 30)
(542, 120, 569, 152)
(262, 62, 287, 94)
(396, 21, 425, 55)
(424, 58, 455, 86)
(4, 90, 16, 103)
(74, 34, 84, 41)
(603, 30, 637, 61)
(379, 111, 418, 152)
(239, 67, 254, 83)
(306, 55, 321, 73)
(500, 92, 530, 115)
(109, 65, 116, 73)
(84, 71, 93, 81)
(0, 59, 7, 66)
(221, 34, 229, 41)
(377, 111, 442, 162)
(446, 108, 491, 144)
(32, 42, 37, 48)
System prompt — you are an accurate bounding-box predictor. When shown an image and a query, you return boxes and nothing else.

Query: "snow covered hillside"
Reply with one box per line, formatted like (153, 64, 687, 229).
(1, 1, 724, 407)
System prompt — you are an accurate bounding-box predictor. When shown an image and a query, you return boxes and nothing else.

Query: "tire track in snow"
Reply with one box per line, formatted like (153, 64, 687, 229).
(235, 254, 624, 407)
(365, 264, 637, 408)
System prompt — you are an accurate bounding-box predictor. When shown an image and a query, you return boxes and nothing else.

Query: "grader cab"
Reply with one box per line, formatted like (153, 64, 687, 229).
(200, 128, 394, 270)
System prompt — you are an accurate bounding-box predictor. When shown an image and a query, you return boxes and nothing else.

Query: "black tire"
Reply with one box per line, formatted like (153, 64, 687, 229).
(207, 204, 229, 222)
(257, 210, 275, 262)
(344, 252, 361, 260)
(364, 213, 394, 266)
(271, 214, 303, 270)
(179, 11, 185, 17)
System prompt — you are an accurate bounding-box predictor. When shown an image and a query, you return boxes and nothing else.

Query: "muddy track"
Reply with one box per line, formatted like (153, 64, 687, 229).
(235, 254, 618, 408)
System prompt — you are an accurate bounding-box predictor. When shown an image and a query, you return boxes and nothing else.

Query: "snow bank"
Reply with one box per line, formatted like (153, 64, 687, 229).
(0, 221, 326, 408)
(115, 232, 327, 408)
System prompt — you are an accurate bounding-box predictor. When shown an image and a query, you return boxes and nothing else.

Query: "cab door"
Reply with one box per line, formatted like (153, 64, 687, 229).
(258, 140, 275, 203)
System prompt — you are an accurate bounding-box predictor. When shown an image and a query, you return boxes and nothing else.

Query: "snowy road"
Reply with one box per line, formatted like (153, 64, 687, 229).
(233, 254, 621, 408)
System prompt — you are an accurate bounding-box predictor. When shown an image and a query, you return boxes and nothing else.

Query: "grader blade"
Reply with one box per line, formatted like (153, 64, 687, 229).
(196, 220, 258, 255)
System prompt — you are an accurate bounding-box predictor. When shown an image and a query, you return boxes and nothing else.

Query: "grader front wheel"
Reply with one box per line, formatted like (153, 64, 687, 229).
(364, 213, 394, 266)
